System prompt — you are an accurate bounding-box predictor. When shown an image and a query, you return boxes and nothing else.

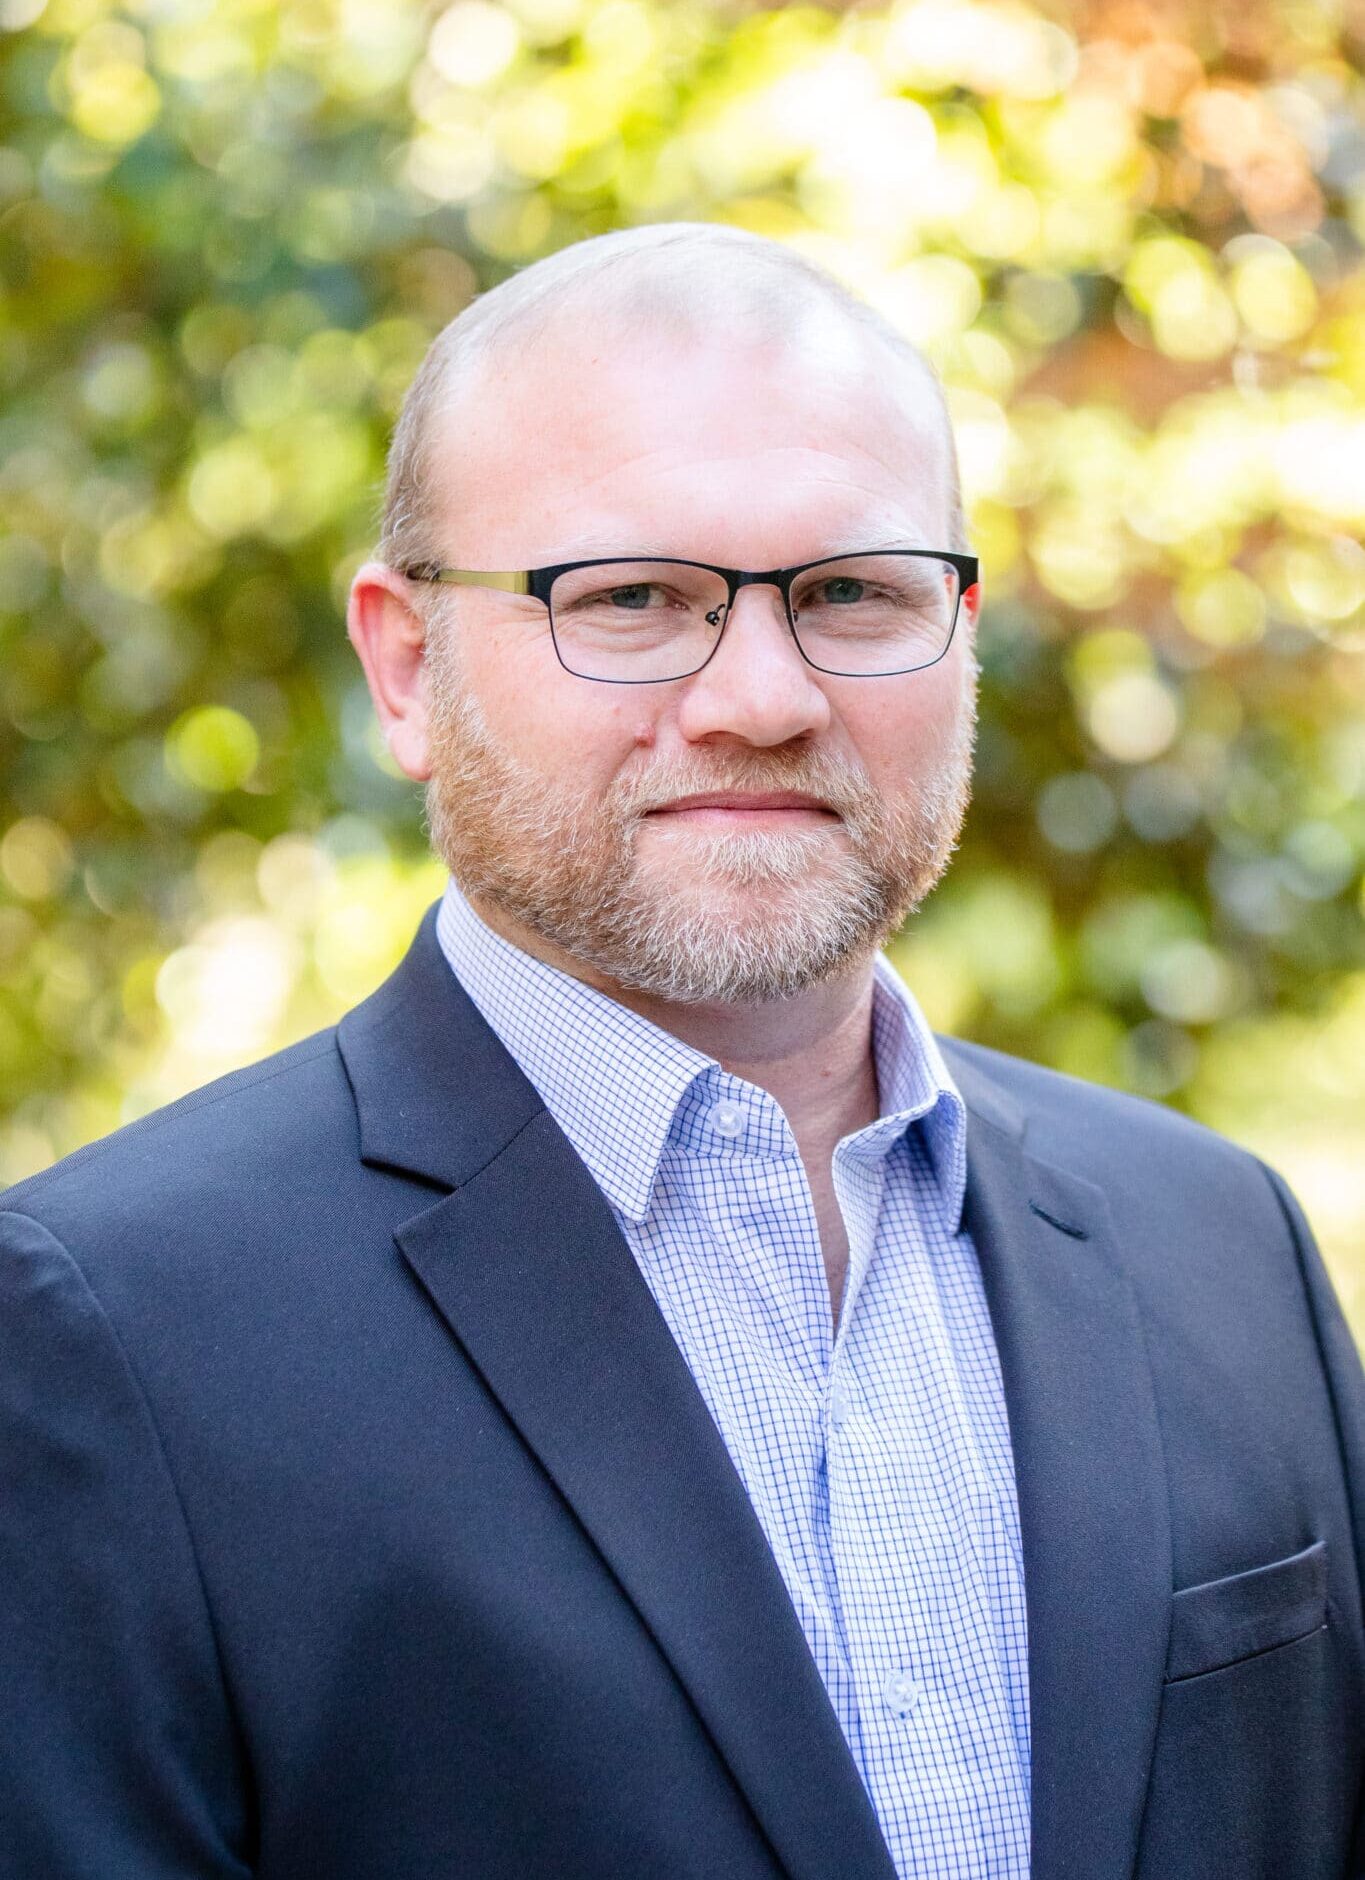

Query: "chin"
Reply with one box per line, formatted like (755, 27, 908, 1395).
(631, 865, 839, 926)
(635, 826, 847, 892)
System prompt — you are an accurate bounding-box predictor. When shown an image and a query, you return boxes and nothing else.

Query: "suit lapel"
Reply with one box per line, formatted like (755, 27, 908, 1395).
(943, 1043, 1171, 1880)
(338, 907, 898, 1880)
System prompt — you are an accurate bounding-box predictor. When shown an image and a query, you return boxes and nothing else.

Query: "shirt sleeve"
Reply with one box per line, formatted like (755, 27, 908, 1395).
(0, 1207, 253, 1878)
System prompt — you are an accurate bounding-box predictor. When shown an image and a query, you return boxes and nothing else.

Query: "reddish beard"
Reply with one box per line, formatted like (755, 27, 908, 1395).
(422, 643, 976, 1005)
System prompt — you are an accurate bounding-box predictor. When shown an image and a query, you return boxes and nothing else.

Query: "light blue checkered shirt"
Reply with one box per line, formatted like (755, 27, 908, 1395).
(436, 880, 1031, 1878)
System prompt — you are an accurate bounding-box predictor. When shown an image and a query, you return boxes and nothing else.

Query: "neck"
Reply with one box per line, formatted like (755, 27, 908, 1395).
(465, 892, 883, 1149)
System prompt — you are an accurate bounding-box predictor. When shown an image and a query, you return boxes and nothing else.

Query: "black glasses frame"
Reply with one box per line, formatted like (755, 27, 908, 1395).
(402, 550, 979, 683)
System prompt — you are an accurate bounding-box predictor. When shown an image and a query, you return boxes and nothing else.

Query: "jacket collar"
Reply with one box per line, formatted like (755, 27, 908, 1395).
(336, 900, 543, 1193)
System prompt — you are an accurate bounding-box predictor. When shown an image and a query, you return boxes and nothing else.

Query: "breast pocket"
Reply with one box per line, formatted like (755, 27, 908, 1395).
(1165, 1538, 1327, 1683)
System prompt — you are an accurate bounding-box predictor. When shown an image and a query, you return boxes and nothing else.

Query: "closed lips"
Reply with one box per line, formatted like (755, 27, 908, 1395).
(646, 793, 837, 814)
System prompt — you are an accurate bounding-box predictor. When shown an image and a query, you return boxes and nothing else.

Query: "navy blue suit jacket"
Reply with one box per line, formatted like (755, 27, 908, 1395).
(2, 901, 1363, 1879)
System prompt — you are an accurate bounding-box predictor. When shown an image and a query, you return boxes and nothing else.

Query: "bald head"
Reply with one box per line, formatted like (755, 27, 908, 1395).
(379, 222, 967, 575)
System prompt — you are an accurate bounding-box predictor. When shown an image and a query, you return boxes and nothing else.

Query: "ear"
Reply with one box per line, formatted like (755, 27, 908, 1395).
(959, 575, 982, 636)
(346, 562, 434, 782)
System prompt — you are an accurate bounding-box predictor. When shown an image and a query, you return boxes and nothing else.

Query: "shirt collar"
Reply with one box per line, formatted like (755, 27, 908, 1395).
(435, 879, 967, 1231)
(436, 881, 712, 1223)
(869, 949, 968, 1229)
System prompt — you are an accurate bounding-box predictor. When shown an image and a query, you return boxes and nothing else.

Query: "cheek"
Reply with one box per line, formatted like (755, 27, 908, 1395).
(464, 623, 651, 792)
(839, 656, 969, 785)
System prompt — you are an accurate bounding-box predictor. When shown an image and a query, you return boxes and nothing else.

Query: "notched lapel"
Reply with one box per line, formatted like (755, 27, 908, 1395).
(958, 1093, 1172, 1880)
(394, 1112, 898, 1880)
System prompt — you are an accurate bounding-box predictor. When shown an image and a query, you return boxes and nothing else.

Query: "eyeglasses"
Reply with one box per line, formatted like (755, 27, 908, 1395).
(402, 550, 978, 683)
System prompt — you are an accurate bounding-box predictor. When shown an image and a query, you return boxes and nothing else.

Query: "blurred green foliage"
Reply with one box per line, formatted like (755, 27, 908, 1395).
(1, 0, 1362, 1330)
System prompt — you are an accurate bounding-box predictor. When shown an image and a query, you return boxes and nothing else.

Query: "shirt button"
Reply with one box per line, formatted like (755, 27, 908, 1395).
(828, 1385, 852, 1431)
(883, 1670, 922, 1717)
(708, 1099, 745, 1139)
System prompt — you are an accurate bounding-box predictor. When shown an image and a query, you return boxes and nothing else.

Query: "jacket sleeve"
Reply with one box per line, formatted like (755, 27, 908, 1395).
(1257, 1162, 1365, 1879)
(0, 1207, 253, 1878)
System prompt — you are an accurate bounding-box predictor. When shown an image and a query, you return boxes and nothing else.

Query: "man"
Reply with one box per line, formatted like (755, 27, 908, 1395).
(1, 223, 1361, 1880)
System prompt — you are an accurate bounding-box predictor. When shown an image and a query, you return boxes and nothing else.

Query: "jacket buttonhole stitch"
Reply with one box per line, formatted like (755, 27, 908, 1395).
(1028, 1199, 1089, 1240)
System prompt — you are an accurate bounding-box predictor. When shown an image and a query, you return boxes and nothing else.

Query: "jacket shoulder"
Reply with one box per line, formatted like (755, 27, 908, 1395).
(0, 1027, 353, 1241)
(937, 1032, 1268, 1192)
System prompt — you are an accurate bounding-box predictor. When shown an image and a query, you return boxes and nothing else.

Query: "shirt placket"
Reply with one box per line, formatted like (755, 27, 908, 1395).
(694, 1084, 875, 1701)
(826, 1149, 1029, 1876)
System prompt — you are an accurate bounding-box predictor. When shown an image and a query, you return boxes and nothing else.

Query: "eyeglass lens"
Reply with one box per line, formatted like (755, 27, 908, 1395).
(548, 555, 962, 681)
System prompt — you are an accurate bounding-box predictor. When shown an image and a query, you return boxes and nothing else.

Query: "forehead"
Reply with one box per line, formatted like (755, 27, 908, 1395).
(426, 322, 953, 566)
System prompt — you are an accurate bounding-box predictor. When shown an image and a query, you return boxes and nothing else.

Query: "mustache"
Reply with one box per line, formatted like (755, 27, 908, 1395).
(610, 745, 876, 822)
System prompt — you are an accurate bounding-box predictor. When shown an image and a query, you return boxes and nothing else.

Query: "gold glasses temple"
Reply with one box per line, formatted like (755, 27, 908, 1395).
(407, 567, 532, 595)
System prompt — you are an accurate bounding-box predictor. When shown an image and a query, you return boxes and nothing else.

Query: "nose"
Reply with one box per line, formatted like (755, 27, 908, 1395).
(674, 581, 832, 748)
